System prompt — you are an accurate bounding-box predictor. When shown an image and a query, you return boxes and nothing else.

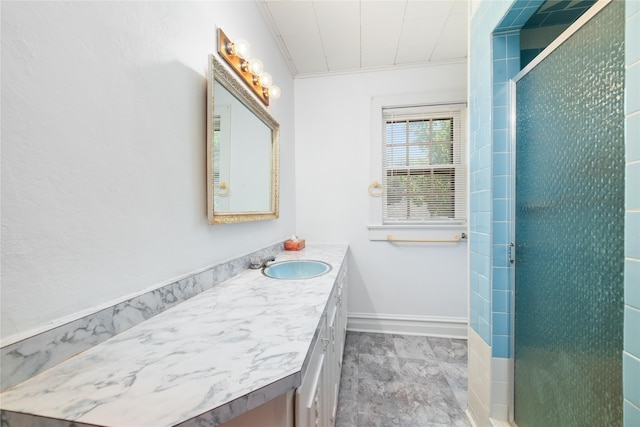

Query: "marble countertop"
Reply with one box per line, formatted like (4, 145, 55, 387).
(0, 245, 348, 427)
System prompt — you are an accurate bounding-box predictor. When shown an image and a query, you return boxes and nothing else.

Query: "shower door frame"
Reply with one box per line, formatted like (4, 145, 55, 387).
(507, 0, 614, 423)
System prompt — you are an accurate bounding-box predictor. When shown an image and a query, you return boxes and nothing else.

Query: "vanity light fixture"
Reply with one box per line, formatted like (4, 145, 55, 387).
(217, 28, 281, 106)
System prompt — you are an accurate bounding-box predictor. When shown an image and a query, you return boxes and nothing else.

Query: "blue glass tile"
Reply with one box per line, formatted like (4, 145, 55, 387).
(625, 306, 640, 358)
(626, 212, 640, 259)
(494, 128, 509, 153)
(470, 129, 477, 152)
(477, 212, 491, 234)
(507, 58, 521, 78)
(513, 10, 532, 27)
(482, 253, 491, 277)
(471, 271, 480, 293)
(624, 400, 640, 427)
(493, 312, 511, 335)
(493, 59, 508, 82)
(494, 82, 508, 107)
(473, 252, 486, 276)
(479, 275, 491, 301)
(479, 233, 492, 256)
(493, 244, 509, 267)
(493, 106, 508, 130)
(500, 9, 522, 28)
(478, 190, 492, 212)
(627, 113, 640, 162)
(494, 176, 509, 199)
(493, 222, 510, 245)
(493, 152, 510, 176)
(470, 111, 480, 136)
(483, 296, 492, 320)
(623, 352, 640, 407)
(626, 259, 640, 310)
(626, 12, 640, 65)
(627, 163, 640, 210)
(470, 232, 481, 253)
(507, 33, 521, 58)
(493, 266, 510, 290)
(492, 334, 511, 358)
(493, 199, 509, 221)
(493, 35, 507, 60)
(627, 63, 640, 114)
(470, 191, 480, 211)
(477, 167, 491, 189)
(470, 169, 477, 193)
(481, 123, 492, 149)
(492, 289, 511, 313)
(471, 251, 481, 274)
(479, 145, 492, 169)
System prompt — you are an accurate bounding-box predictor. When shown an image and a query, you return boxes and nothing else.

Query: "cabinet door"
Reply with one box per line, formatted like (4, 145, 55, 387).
(218, 392, 294, 427)
(336, 263, 348, 363)
(325, 303, 338, 426)
(296, 316, 327, 427)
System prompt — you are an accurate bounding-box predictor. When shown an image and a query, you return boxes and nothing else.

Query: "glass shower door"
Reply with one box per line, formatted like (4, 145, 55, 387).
(513, 2, 625, 426)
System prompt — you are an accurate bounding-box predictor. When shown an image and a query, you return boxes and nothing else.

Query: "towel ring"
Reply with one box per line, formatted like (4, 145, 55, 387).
(215, 182, 229, 196)
(368, 181, 384, 196)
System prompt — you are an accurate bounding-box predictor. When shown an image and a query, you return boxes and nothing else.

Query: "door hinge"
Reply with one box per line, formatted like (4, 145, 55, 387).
(508, 243, 515, 264)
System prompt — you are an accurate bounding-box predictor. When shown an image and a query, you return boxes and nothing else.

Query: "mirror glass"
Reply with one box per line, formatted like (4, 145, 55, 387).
(207, 55, 280, 224)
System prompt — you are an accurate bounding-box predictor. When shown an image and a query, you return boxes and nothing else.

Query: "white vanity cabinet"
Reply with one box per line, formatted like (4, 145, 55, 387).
(296, 261, 348, 427)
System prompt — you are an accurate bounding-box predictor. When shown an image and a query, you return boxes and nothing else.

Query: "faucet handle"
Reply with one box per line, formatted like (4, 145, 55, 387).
(250, 255, 262, 269)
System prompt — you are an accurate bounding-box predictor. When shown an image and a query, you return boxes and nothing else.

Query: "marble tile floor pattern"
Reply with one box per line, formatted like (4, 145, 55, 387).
(335, 332, 469, 427)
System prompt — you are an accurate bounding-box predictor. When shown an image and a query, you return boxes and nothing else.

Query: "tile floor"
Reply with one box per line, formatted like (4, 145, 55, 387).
(335, 332, 469, 427)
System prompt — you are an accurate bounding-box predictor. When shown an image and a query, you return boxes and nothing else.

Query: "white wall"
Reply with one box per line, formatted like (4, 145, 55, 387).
(294, 64, 468, 329)
(0, 1, 296, 342)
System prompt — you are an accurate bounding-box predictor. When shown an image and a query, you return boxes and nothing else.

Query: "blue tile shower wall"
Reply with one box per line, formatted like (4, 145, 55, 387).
(469, 0, 510, 347)
(625, 0, 640, 423)
(491, 29, 521, 358)
(469, 0, 542, 355)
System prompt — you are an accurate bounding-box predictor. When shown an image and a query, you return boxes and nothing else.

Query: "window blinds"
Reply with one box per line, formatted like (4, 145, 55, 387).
(382, 104, 467, 224)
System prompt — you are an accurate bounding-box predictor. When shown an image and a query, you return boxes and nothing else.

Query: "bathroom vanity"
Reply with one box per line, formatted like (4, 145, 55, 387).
(0, 245, 349, 427)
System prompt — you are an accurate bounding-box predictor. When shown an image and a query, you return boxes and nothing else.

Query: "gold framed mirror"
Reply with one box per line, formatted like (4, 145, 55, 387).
(207, 54, 280, 224)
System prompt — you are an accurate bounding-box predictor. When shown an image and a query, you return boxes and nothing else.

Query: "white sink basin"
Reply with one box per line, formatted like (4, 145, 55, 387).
(263, 260, 332, 280)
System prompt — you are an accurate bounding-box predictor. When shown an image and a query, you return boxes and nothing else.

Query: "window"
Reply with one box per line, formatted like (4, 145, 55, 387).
(381, 105, 466, 224)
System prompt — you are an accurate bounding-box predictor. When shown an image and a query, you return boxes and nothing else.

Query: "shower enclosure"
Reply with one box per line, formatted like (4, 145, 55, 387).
(512, 1, 625, 425)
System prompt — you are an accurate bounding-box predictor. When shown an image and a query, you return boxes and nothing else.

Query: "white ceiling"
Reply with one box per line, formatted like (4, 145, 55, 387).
(256, 0, 469, 77)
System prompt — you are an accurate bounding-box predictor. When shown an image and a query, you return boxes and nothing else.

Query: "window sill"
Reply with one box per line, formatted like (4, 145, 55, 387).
(368, 224, 467, 242)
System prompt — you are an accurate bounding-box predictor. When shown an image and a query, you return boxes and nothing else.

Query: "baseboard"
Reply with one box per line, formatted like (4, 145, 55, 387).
(347, 312, 468, 339)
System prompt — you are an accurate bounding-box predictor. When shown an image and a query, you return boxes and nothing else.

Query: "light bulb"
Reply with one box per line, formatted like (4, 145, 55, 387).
(225, 41, 236, 56)
(268, 85, 281, 99)
(248, 59, 264, 76)
(259, 73, 273, 88)
(234, 39, 251, 59)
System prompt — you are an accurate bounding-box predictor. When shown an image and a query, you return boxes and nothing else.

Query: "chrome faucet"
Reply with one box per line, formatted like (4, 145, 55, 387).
(249, 255, 276, 269)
